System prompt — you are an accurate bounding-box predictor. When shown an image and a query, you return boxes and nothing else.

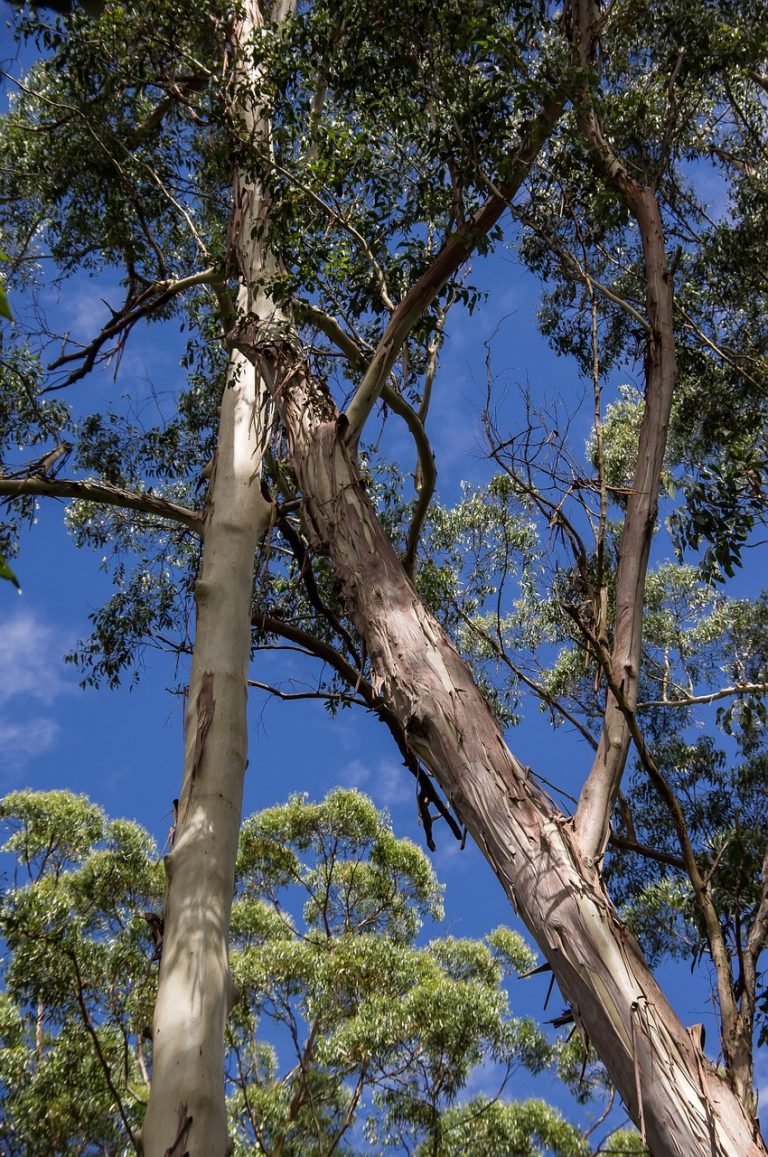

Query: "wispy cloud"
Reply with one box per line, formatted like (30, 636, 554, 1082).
(0, 717, 59, 773)
(0, 610, 73, 776)
(0, 610, 73, 706)
(45, 277, 120, 345)
(338, 756, 412, 810)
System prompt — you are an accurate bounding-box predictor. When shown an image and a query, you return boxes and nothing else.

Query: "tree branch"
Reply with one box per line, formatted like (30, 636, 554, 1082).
(456, 606, 599, 751)
(588, 635, 744, 1092)
(570, 0, 679, 862)
(341, 93, 567, 447)
(269, 158, 395, 311)
(46, 266, 219, 389)
(639, 682, 768, 710)
(0, 475, 202, 532)
(252, 611, 462, 847)
(607, 832, 686, 871)
(67, 946, 141, 1154)
(294, 300, 437, 577)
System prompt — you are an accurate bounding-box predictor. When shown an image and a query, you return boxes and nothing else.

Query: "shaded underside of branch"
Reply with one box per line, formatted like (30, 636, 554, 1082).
(0, 475, 202, 532)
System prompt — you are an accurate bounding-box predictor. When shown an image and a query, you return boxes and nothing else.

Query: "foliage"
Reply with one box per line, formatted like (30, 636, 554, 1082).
(0, 552, 21, 592)
(0, 790, 161, 1155)
(0, 788, 603, 1155)
(1, 0, 767, 1146)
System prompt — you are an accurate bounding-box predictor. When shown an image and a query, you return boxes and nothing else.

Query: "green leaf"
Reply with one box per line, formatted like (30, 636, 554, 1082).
(0, 283, 11, 322)
(0, 554, 22, 594)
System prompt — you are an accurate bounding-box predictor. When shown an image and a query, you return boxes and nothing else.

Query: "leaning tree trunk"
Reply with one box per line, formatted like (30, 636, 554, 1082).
(243, 360, 765, 1157)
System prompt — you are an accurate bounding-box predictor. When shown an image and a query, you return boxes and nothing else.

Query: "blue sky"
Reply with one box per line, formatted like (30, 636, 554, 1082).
(5, 249, 765, 1138)
(1, 7, 767, 1145)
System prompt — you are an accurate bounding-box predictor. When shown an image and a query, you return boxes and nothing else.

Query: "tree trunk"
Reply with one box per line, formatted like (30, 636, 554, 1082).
(141, 1, 766, 1151)
(251, 370, 765, 1157)
(139, 345, 272, 1157)
(139, 2, 291, 1151)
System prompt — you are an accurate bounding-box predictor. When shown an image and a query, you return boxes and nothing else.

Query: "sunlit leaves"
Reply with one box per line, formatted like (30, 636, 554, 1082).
(420, 1097, 590, 1157)
(0, 790, 161, 1153)
(227, 789, 568, 1154)
(0, 787, 575, 1154)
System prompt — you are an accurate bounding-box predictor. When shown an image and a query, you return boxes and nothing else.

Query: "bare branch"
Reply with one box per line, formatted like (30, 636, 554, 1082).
(274, 508, 361, 665)
(45, 266, 219, 389)
(639, 682, 768, 710)
(248, 679, 368, 708)
(676, 302, 766, 392)
(252, 611, 462, 847)
(67, 947, 141, 1154)
(510, 202, 651, 333)
(608, 833, 686, 871)
(456, 606, 599, 752)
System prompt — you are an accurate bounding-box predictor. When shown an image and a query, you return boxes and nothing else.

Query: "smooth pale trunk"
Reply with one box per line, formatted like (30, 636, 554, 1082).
(270, 396, 766, 1157)
(141, 2, 283, 1149)
(140, 349, 271, 1157)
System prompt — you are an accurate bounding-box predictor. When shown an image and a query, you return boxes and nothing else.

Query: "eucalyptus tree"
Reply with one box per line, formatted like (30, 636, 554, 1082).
(0, 2, 767, 1156)
(0, 787, 592, 1157)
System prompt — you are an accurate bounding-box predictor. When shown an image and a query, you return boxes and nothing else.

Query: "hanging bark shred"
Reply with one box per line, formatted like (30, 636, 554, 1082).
(178, 672, 215, 833)
(190, 673, 215, 785)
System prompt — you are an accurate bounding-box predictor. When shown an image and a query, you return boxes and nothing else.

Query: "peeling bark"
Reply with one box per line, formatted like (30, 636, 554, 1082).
(251, 372, 765, 1157)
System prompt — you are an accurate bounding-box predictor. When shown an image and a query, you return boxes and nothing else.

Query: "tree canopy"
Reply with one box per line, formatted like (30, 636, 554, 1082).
(0, 1, 766, 1154)
(0, 787, 621, 1156)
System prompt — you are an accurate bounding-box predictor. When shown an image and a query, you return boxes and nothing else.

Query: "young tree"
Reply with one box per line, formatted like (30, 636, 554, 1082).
(0, 787, 597, 1156)
(0, 1, 766, 1154)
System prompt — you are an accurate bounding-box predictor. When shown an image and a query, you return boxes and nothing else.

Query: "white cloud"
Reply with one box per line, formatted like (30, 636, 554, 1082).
(0, 717, 59, 776)
(461, 1055, 511, 1101)
(372, 758, 412, 807)
(339, 756, 412, 809)
(47, 278, 119, 344)
(338, 758, 371, 789)
(0, 610, 74, 776)
(0, 610, 74, 706)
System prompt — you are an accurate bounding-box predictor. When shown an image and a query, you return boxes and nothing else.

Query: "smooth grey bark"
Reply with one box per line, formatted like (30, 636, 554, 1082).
(139, 344, 272, 1157)
(139, 3, 281, 1151)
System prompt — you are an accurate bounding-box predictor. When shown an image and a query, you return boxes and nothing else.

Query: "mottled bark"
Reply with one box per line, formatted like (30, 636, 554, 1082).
(573, 183, 677, 863)
(569, 0, 678, 863)
(245, 359, 764, 1157)
(568, 0, 762, 1119)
